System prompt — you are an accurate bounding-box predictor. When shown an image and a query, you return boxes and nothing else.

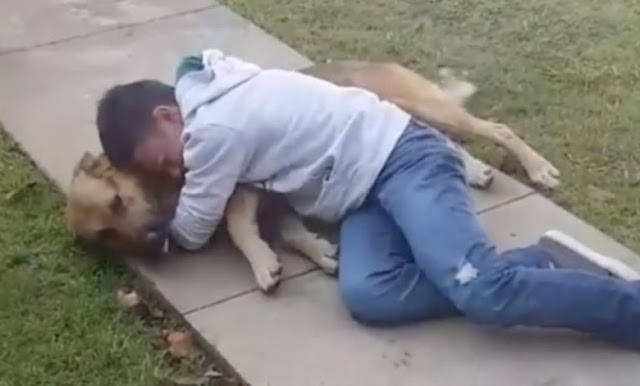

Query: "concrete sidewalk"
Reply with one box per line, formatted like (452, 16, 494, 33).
(1, 1, 639, 385)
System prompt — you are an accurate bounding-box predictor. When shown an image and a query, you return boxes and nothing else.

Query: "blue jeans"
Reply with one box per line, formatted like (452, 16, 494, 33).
(338, 121, 640, 349)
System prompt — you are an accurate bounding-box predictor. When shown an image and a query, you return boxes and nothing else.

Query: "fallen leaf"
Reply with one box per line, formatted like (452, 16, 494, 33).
(116, 289, 141, 310)
(165, 329, 194, 358)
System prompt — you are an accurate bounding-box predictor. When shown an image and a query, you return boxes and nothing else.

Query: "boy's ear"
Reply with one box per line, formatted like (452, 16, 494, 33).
(152, 105, 182, 124)
(152, 105, 172, 122)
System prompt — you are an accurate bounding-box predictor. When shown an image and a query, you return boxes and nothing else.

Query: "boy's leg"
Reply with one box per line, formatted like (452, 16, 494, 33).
(371, 121, 640, 348)
(338, 201, 557, 325)
(338, 201, 460, 325)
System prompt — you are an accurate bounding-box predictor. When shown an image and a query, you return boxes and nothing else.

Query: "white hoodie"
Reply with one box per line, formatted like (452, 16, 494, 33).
(170, 50, 410, 250)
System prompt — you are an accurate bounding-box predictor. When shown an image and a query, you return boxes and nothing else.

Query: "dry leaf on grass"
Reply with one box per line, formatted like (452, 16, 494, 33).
(164, 329, 194, 358)
(116, 289, 141, 310)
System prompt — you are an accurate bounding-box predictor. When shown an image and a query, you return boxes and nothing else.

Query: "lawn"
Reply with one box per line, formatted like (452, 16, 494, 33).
(221, 0, 640, 252)
(0, 130, 156, 385)
(0, 130, 227, 385)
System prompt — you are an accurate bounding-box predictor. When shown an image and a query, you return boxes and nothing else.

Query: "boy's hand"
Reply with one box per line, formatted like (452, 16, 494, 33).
(169, 124, 247, 251)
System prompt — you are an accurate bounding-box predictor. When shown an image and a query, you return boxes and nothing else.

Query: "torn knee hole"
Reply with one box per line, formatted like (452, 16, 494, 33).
(455, 261, 479, 285)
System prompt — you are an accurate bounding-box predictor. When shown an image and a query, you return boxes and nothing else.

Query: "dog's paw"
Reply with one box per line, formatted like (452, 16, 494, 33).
(527, 156, 560, 190)
(251, 254, 283, 293)
(318, 255, 338, 275)
(305, 237, 339, 275)
(466, 159, 494, 190)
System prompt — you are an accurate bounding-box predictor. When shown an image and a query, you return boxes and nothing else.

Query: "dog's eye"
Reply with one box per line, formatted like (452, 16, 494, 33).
(96, 228, 116, 240)
(109, 194, 124, 213)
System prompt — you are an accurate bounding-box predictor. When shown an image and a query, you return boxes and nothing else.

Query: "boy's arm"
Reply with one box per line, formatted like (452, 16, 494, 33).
(170, 125, 246, 251)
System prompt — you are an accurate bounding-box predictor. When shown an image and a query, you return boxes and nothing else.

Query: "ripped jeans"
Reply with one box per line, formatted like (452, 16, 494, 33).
(338, 120, 640, 349)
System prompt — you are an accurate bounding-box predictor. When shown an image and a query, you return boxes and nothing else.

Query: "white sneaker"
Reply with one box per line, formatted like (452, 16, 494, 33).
(538, 230, 640, 281)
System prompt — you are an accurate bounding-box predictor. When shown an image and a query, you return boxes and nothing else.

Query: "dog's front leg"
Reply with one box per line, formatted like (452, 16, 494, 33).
(278, 214, 338, 275)
(226, 186, 282, 292)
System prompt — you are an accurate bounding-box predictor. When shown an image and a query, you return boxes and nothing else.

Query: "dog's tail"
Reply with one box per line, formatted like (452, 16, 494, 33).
(438, 68, 477, 106)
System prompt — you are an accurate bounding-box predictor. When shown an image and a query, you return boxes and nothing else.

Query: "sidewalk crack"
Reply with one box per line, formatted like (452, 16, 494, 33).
(0, 3, 222, 57)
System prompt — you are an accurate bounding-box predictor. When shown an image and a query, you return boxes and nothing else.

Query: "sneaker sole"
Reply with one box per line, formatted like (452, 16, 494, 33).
(539, 230, 640, 282)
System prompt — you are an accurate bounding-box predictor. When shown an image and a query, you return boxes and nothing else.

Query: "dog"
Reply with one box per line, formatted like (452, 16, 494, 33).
(66, 60, 560, 292)
(66, 152, 339, 290)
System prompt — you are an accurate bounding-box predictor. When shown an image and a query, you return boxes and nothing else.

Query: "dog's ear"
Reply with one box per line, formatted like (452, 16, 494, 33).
(73, 151, 98, 176)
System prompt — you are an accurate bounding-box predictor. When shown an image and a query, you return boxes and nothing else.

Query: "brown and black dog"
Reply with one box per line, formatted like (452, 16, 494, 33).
(66, 60, 559, 292)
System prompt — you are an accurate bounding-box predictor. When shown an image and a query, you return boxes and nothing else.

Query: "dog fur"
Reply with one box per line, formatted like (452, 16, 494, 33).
(66, 154, 338, 290)
(66, 60, 560, 292)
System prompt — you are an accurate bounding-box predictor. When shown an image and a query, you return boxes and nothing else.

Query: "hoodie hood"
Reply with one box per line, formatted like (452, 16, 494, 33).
(175, 49, 262, 121)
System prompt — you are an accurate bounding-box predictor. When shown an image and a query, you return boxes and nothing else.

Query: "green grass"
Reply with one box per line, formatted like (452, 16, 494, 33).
(0, 131, 155, 385)
(222, 0, 640, 252)
(0, 130, 224, 385)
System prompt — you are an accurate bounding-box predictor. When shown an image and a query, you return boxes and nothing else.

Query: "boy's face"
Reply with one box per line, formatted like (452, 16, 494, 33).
(133, 105, 184, 178)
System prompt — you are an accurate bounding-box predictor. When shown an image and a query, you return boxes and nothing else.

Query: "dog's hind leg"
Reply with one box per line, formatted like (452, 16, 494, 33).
(363, 63, 559, 188)
(444, 138, 494, 189)
(226, 186, 282, 292)
(389, 95, 560, 189)
(419, 68, 494, 189)
(278, 214, 338, 275)
(320, 62, 558, 189)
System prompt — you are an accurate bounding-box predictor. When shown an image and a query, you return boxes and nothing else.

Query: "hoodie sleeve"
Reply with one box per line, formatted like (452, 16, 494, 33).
(170, 124, 246, 251)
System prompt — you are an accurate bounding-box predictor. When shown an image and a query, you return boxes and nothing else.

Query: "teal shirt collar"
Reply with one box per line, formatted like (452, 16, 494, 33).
(175, 55, 204, 83)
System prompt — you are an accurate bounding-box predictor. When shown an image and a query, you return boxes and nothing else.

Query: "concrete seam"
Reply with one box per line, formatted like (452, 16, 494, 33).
(182, 267, 320, 316)
(476, 191, 537, 215)
(0, 3, 223, 57)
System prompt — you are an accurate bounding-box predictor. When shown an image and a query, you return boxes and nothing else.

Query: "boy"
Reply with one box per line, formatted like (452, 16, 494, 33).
(97, 50, 640, 349)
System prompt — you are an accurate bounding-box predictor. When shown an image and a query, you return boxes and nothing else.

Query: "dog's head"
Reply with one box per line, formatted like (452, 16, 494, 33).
(65, 152, 180, 257)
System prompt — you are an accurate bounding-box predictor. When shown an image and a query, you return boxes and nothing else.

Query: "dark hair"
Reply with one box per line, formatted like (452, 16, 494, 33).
(96, 80, 176, 168)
